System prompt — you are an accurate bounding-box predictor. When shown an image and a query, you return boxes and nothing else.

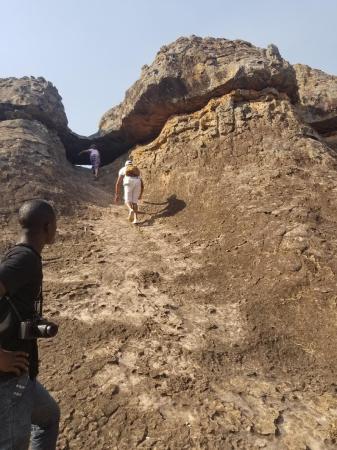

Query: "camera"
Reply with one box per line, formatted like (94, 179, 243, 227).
(19, 317, 58, 340)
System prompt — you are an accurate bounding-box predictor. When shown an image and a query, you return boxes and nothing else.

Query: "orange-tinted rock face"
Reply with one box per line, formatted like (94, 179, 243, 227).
(99, 37, 298, 145)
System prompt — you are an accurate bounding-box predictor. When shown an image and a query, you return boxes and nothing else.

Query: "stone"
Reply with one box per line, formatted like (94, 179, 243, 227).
(1, 35, 337, 449)
(0, 118, 109, 219)
(294, 64, 337, 142)
(0, 76, 68, 130)
(99, 36, 297, 148)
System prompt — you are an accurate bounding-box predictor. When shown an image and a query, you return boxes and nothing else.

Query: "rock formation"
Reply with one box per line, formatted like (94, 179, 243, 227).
(0, 76, 68, 130)
(99, 36, 298, 144)
(2, 37, 336, 167)
(2, 35, 337, 449)
(0, 79, 106, 218)
(294, 64, 337, 129)
(294, 64, 337, 151)
(131, 85, 337, 372)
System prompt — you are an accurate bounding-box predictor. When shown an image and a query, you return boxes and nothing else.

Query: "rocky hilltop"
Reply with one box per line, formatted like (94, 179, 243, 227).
(1, 37, 337, 166)
(1, 36, 337, 449)
(99, 36, 297, 142)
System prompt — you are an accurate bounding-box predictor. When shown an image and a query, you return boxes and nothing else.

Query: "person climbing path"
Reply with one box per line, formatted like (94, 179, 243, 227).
(115, 160, 144, 224)
(79, 144, 101, 180)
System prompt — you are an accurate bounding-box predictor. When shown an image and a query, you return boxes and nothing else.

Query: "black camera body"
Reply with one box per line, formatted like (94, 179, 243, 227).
(19, 317, 58, 340)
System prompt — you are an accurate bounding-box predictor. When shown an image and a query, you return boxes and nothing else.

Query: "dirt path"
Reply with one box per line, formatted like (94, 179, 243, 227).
(37, 198, 337, 449)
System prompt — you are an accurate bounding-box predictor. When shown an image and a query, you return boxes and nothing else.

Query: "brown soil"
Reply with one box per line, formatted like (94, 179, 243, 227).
(1, 175, 334, 449)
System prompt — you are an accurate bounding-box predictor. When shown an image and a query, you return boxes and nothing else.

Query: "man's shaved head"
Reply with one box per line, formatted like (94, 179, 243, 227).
(19, 200, 56, 232)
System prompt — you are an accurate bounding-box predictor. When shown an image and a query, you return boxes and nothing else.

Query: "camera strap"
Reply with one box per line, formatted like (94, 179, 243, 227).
(13, 244, 43, 317)
(35, 287, 43, 317)
(2, 296, 23, 322)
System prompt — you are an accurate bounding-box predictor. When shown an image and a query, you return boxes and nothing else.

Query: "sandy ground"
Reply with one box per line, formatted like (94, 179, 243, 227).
(1, 178, 337, 449)
(23, 185, 334, 450)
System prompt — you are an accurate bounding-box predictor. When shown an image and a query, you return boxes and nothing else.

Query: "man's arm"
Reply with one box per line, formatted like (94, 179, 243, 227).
(139, 179, 144, 199)
(0, 349, 29, 376)
(78, 150, 90, 156)
(0, 256, 31, 375)
(115, 175, 123, 202)
(0, 281, 29, 376)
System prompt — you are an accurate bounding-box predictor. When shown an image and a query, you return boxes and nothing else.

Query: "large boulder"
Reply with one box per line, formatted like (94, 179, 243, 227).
(0, 77, 68, 130)
(99, 36, 297, 145)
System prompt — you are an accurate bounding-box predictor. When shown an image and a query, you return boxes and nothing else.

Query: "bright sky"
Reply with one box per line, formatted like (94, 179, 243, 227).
(2, 0, 337, 136)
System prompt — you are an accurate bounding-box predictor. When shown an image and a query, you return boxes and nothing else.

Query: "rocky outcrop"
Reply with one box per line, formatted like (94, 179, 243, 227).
(0, 78, 92, 216)
(0, 76, 132, 166)
(4, 38, 337, 167)
(131, 88, 337, 360)
(125, 86, 337, 448)
(0, 119, 79, 216)
(2, 36, 337, 449)
(0, 77, 68, 130)
(98, 37, 337, 165)
(99, 37, 297, 146)
(294, 64, 337, 134)
(0, 118, 111, 221)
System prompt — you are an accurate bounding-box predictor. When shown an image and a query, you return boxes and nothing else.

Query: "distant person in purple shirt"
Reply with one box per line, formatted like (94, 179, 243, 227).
(79, 144, 101, 180)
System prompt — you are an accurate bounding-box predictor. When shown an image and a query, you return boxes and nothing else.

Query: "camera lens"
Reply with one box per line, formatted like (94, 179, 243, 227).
(45, 324, 58, 337)
(37, 322, 58, 338)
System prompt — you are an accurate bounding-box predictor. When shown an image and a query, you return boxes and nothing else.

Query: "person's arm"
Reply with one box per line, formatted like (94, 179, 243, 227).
(0, 271, 29, 376)
(0, 349, 29, 376)
(115, 175, 124, 202)
(78, 149, 90, 156)
(139, 179, 144, 199)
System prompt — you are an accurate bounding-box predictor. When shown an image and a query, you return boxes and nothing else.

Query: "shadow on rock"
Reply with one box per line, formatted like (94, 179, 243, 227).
(139, 194, 186, 226)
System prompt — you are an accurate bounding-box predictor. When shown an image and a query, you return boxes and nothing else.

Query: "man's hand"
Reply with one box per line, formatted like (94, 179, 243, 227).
(0, 348, 29, 376)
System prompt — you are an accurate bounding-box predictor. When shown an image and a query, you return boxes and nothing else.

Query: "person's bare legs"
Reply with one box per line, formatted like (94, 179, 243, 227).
(125, 202, 134, 221)
(132, 203, 139, 223)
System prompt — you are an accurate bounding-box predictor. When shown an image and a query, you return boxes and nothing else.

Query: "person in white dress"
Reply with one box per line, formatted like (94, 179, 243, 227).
(115, 160, 144, 224)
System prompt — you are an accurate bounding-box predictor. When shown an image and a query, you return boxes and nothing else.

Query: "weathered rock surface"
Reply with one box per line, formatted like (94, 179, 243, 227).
(98, 37, 337, 166)
(1, 34, 337, 449)
(99, 36, 297, 145)
(0, 118, 108, 223)
(0, 76, 121, 169)
(0, 77, 68, 130)
(294, 64, 337, 132)
(128, 87, 337, 448)
(3, 37, 337, 167)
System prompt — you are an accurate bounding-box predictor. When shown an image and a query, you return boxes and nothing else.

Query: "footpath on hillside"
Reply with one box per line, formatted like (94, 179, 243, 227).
(10, 180, 337, 449)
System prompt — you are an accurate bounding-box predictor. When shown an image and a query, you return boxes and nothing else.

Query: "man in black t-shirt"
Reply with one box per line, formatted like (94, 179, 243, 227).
(0, 200, 60, 450)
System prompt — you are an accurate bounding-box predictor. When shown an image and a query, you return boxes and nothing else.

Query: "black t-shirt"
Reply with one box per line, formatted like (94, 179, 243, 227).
(0, 244, 42, 380)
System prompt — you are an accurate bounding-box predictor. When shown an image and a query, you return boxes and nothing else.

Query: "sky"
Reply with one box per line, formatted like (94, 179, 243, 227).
(2, 0, 337, 136)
